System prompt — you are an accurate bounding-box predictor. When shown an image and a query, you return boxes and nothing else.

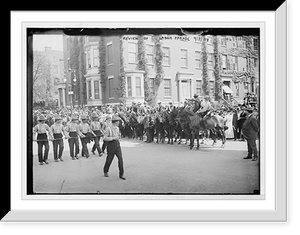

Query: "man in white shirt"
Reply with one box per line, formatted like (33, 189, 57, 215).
(103, 115, 126, 180)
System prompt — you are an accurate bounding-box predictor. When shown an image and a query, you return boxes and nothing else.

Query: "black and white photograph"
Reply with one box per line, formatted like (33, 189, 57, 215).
(5, 3, 290, 225)
(27, 27, 260, 195)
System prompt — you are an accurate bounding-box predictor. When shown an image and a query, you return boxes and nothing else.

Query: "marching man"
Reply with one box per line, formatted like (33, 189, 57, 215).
(50, 114, 65, 162)
(33, 115, 53, 165)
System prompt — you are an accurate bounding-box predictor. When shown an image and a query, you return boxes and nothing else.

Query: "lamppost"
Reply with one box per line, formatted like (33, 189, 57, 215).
(63, 68, 77, 108)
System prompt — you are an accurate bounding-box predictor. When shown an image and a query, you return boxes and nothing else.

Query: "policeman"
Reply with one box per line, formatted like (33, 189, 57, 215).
(33, 115, 53, 165)
(50, 114, 65, 162)
(65, 115, 80, 160)
(103, 115, 126, 180)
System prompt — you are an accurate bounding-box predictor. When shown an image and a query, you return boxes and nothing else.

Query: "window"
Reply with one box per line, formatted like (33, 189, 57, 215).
(196, 80, 202, 96)
(128, 42, 137, 63)
(221, 55, 227, 70)
(181, 49, 188, 67)
(195, 51, 201, 69)
(232, 56, 238, 71)
(244, 82, 249, 93)
(235, 83, 239, 97)
(107, 43, 113, 65)
(87, 49, 91, 68)
(52, 65, 58, 73)
(94, 80, 100, 99)
(207, 53, 214, 68)
(136, 77, 142, 96)
(253, 38, 258, 50)
(162, 47, 170, 66)
(221, 36, 227, 46)
(146, 44, 154, 64)
(253, 58, 258, 68)
(164, 79, 171, 97)
(88, 81, 92, 99)
(127, 77, 132, 97)
(108, 76, 114, 98)
(149, 78, 155, 94)
(93, 49, 99, 67)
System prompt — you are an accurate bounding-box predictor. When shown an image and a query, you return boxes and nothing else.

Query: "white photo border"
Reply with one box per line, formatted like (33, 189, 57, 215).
(6, 4, 286, 222)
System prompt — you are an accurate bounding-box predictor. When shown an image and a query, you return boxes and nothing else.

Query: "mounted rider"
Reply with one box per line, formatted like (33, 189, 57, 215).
(190, 94, 202, 113)
(197, 95, 213, 118)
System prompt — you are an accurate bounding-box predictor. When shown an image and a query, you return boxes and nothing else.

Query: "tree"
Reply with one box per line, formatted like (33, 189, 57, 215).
(32, 51, 52, 104)
(213, 36, 222, 101)
(201, 36, 210, 96)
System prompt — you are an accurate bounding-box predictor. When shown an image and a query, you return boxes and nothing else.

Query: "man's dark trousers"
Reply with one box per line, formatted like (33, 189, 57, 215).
(103, 139, 124, 176)
(53, 133, 64, 160)
(246, 138, 258, 158)
(68, 132, 79, 158)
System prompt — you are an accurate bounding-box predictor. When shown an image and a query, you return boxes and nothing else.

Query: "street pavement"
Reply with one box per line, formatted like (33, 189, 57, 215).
(32, 138, 259, 194)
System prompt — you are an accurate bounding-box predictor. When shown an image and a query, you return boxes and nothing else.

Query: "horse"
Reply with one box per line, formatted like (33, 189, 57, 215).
(153, 113, 165, 143)
(161, 110, 177, 145)
(176, 107, 200, 150)
(198, 112, 227, 148)
(129, 112, 139, 139)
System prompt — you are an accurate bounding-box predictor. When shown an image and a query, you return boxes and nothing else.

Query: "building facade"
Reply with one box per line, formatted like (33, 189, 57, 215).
(63, 33, 259, 107)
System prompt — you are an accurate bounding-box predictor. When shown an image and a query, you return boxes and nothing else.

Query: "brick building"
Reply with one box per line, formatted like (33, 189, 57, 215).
(62, 33, 259, 107)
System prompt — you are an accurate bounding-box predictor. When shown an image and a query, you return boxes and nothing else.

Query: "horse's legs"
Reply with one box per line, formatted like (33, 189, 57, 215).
(195, 130, 200, 150)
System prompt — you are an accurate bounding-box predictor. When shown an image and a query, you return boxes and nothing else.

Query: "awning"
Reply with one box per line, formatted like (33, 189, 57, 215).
(222, 85, 233, 94)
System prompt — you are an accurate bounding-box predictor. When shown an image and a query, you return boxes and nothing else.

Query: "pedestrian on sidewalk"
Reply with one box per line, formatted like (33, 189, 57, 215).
(103, 115, 126, 180)
(65, 115, 80, 160)
(50, 114, 65, 162)
(33, 114, 53, 165)
(242, 108, 259, 161)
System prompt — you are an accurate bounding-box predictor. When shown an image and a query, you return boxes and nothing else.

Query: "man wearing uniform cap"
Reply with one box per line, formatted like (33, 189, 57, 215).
(78, 115, 94, 158)
(64, 115, 80, 160)
(91, 114, 103, 156)
(33, 115, 53, 165)
(103, 115, 126, 180)
(50, 114, 65, 162)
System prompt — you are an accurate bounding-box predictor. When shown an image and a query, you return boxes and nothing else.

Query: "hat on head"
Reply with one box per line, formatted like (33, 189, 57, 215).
(71, 115, 78, 120)
(204, 95, 210, 100)
(112, 115, 121, 122)
(157, 100, 162, 104)
(38, 115, 46, 121)
(54, 114, 62, 120)
(81, 115, 88, 120)
(193, 94, 198, 98)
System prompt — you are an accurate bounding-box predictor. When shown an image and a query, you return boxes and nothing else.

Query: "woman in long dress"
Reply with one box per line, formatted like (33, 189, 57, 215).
(224, 111, 235, 139)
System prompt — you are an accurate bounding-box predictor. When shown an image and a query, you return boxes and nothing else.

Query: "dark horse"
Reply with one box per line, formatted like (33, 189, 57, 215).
(154, 113, 165, 143)
(161, 109, 178, 144)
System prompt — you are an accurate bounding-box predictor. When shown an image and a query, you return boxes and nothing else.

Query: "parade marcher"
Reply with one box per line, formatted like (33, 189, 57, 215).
(103, 115, 126, 180)
(91, 114, 103, 156)
(33, 114, 53, 165)
(101, 114, 112, 154)
(242, 108, 259, 161)
(65, 115, 80, 160)
(232, 108, 239, 141)
(50, 114, 65, 162)
(78, 115, 94, 158)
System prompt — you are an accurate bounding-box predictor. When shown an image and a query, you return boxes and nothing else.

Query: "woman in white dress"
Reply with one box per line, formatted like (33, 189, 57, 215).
(224, 110, 235, 139)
